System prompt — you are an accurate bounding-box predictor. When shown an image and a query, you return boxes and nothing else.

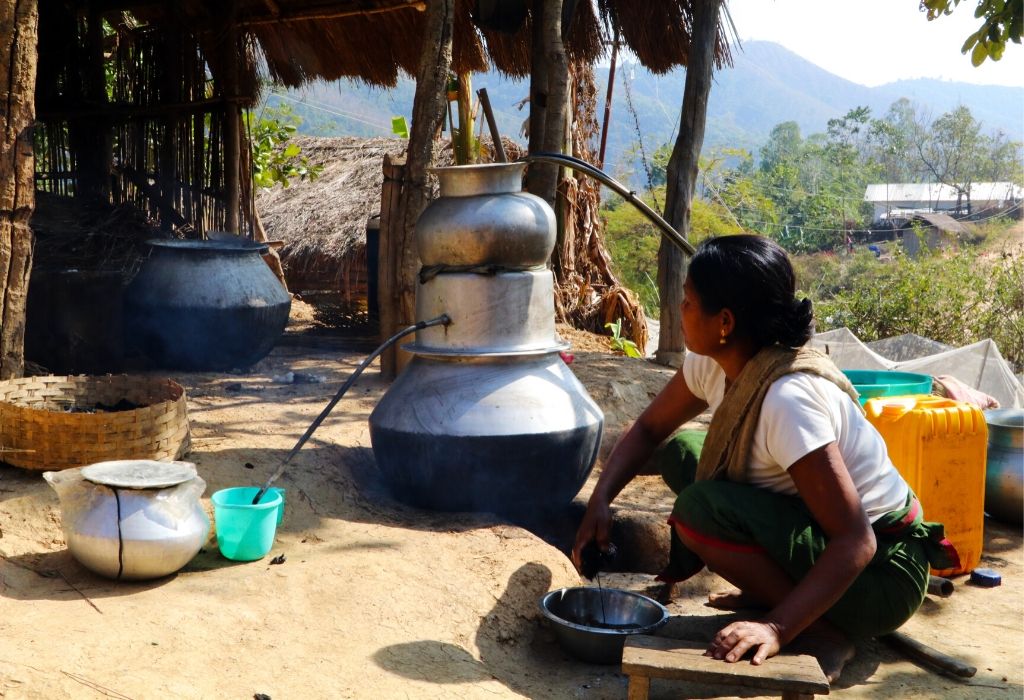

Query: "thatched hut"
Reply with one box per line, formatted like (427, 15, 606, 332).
(256, 137, 408, 300)
(3, 0, 733, 376)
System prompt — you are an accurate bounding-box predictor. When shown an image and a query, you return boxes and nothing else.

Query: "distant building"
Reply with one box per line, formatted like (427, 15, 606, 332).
(863, 182, 1023, 222)
(900, 212, 973, 258)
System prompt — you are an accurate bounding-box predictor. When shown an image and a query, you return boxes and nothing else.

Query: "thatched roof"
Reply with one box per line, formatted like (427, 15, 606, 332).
(256, 137, 408, 268)
(73, 0, 731, 89)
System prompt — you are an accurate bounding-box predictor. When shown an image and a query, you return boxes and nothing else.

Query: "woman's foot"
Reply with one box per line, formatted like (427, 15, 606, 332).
(787, 631, 856, 684)
(706, 588, 764, 610)
(648, 581, 676, 604)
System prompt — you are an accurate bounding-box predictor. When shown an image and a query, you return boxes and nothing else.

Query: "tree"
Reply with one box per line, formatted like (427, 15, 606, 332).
(658, 0, 724, 366)
(526, 0, 568, 207)
(916, 104, 985, 214)
(0, 0, 38, 379)
(868, 98, 920, 183)
(380, 0, 453, 378)
(759, 121, 803, 174)
(921, 0, 1023, 66)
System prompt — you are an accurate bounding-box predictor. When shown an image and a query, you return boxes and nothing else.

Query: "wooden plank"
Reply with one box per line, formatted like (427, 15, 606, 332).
(626, 674, 650, 700)
(622, 636, 829, 696)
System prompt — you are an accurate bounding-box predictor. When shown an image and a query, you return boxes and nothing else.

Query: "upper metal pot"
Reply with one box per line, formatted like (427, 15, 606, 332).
(416, 163, 556, 268)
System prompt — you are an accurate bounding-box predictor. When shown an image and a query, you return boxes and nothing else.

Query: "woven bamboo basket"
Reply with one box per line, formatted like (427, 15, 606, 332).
(0, 375, 190, 471)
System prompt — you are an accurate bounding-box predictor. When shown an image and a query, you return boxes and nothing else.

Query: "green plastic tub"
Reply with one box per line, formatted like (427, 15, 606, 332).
(842, 369, 933, 405)
(212, 487, 283, 561)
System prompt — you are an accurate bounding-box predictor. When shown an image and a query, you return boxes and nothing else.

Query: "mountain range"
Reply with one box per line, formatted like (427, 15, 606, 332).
(272, 40, 1023, 179)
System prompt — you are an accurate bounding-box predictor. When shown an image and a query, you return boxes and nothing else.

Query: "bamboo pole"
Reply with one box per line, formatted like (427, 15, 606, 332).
(455, 72, 475, 164)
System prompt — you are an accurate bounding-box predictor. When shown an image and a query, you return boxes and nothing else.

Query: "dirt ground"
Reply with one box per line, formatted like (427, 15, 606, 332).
(0, 306, 1021, 699)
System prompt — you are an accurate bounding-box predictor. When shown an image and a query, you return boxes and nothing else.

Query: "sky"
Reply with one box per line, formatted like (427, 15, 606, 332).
(724, 0, 1024, 88)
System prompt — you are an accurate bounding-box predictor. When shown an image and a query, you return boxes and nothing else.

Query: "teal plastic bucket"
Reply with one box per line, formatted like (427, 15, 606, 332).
(212, 487, 283, 561)
(842, 369, 933, 405)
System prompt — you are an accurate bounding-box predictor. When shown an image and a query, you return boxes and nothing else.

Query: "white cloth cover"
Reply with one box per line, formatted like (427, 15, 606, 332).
(809, 328, 1023, 409)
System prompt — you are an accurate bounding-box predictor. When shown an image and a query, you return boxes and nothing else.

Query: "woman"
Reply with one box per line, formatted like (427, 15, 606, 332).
(571, 235, 956, 682)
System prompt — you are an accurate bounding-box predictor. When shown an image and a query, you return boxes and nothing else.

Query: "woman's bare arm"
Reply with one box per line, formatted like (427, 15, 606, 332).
(572, 368, 708, 567)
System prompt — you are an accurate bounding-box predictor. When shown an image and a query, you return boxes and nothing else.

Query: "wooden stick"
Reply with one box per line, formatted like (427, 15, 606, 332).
(477, 88, 506, 163)
(881, 631, 976, 678)
(238, 0, 426, 26)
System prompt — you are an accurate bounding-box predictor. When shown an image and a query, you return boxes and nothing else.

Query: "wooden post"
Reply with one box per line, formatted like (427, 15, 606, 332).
(222, 1, 241, 234)
(83, 3, 111, 201)
(378, 153, 407, 379)
(0, 0, 39, 379)
(657, 0, 722, 367)
(381, 0, 453, 378)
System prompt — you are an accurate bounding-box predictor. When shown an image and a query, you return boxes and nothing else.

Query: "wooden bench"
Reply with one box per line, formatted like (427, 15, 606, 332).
(622, 635, 830, 700)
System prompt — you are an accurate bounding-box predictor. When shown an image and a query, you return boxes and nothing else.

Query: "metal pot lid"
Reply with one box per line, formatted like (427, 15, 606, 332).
(82, 460, 197, 489)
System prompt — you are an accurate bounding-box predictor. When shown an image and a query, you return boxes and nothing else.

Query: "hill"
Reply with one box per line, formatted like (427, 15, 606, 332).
(265, 41, 1024, 181)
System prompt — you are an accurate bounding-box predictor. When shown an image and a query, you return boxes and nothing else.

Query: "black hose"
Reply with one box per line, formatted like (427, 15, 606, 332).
(521, 152, 697, 257)
(252, 313, 452, 504)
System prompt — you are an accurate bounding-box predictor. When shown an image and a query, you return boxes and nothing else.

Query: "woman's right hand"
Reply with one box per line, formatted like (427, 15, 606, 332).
(571, 495, 613, 573)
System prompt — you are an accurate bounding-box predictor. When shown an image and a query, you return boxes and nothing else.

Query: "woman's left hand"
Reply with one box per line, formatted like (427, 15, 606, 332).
(706, 620, 783, 665)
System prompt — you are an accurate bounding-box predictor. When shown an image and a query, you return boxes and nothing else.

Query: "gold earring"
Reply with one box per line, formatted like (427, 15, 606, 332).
(719, 330, 727, 345)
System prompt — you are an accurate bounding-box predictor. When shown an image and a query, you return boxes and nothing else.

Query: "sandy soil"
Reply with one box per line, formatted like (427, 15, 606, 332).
(0, 307, 1021, 699)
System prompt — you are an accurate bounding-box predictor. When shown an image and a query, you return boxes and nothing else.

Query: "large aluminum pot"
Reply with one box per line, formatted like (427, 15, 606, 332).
(416, 163, 556, 268)
(983, 408, 1023, 525)
(412, 270, 563, 355)
(44, 461, 210, 580)
(369, 353, 603, 514)
(125, 238, 290, 370)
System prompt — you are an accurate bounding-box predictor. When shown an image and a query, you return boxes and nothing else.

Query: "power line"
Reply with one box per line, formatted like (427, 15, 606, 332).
(265, 90, 393, 132)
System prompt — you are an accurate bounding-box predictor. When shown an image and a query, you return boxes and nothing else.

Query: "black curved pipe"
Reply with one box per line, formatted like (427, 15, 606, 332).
(521, 152, 697, 257)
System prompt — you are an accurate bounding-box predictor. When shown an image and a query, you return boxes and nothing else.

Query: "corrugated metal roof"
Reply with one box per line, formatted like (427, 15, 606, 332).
(863, 182, 1023, 203)
(911, 212, 971, 234)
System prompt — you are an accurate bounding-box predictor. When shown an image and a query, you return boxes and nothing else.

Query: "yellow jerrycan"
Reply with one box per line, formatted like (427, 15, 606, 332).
(865, 395, 988, 577)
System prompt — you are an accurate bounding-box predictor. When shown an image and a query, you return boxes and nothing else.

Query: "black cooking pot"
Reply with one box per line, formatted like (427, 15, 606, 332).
(124, 238, 290, 370)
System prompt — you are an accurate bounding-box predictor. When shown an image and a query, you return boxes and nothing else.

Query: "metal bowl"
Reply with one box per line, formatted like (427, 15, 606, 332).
(540, 587, 670, 664)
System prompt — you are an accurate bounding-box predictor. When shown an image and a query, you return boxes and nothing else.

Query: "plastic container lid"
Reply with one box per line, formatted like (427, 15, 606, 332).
(969, 568, 1002, 587)
(82, 460, 197, 489)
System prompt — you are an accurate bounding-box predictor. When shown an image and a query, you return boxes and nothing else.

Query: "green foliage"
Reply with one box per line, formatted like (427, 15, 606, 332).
(802, 234, 1023, 370)
(246, 105, 324, 189)
(600, 186, 740, 313)
(922, 0, 1023, 65)
(705, 101, 1021, 253)
(605, 319, 644, 358)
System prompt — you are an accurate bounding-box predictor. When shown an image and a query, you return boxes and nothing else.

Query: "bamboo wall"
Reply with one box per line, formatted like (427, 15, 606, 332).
(33, 9, 250, 245)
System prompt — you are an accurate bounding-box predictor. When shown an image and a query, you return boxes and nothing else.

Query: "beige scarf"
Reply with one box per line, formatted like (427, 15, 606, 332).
(695, 345, 862, 483)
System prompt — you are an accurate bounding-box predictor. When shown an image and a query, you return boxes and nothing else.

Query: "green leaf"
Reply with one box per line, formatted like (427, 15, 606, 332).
(971, 40, 989, 65)
(283, 144, 300, 158)
(391, 116, 409, 139)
